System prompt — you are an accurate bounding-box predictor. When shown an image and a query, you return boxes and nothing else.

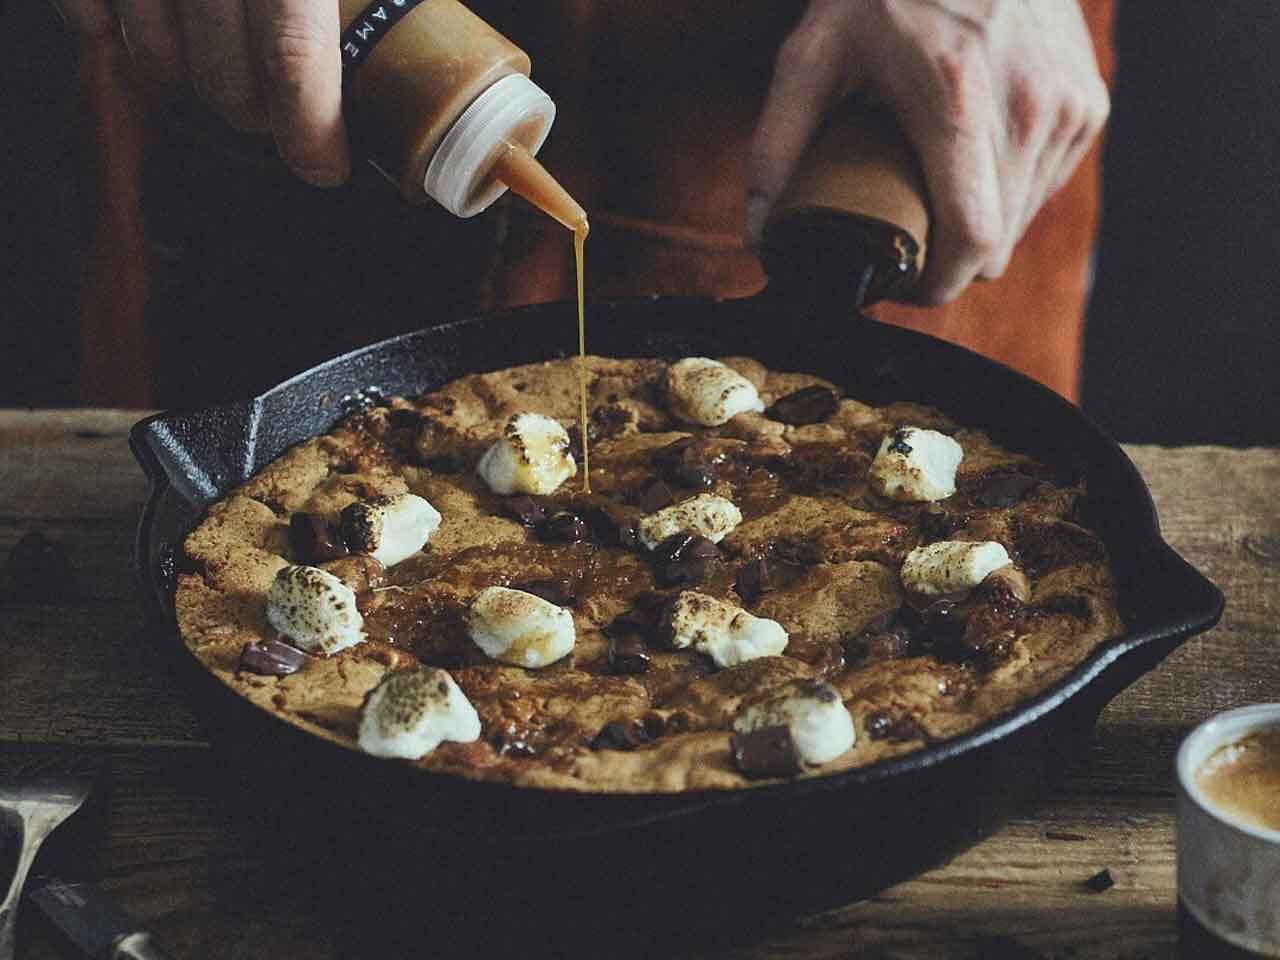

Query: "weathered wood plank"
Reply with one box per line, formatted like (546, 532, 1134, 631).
(3, 415, 1278, 959)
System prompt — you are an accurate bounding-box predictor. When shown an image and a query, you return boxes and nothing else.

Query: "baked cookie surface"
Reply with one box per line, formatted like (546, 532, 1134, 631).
(176, 355, 1123, 792)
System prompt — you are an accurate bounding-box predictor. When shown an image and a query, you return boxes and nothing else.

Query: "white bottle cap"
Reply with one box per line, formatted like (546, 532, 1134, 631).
(424, 72, 556, 218)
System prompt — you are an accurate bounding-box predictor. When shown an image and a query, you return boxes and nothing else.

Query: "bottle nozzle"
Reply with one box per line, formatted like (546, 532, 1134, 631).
(492, 140, 588, 236)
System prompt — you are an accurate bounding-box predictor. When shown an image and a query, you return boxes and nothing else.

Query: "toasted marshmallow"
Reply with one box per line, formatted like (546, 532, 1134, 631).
(665, 358, 765, 427)
(357, 667, 481, 759)
(665, 591, 788, 668)
(900, 540, 1012, 598)
(638, 493, 742, 549)
(476, 412, 577, 495)
(734, 681, 855, 765)
(869, 427, 963, 502)
(467, 586, 576, 668)
(265, 564, 365, 655)
(340, 493, 441, 567)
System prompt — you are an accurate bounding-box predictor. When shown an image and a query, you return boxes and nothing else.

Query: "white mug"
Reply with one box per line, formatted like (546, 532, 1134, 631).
(1177, 703, 1280, 957)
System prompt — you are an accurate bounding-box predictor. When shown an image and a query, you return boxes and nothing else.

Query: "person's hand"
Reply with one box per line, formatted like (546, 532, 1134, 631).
(51, 0, 349, 187)
(745, 0, 1110, 304)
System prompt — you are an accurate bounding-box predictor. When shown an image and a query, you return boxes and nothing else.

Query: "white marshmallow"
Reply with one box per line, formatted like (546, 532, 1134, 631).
(476, 412, 577, 495)
(357, 667, 481, 759)
(265, 564, 365, 655)
(637, 493, 742, 550)
(665, 591, 788, 668)
(665, 358, 764, 427)
(869, 427, 963, 502)
(340, 493, 441, 567)
(734, 681, 855, 765)
(467, 586, 576, 668)
(900, 540, 1012, 598)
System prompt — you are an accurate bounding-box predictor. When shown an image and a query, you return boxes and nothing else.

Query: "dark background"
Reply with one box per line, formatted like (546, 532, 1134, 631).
(3, 2, 1278, 444)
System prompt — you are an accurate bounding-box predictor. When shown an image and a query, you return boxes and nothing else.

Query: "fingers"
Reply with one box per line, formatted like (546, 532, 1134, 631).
(176, 0, 267, 131)
(891, 33, 1004, 305)
(245, 0, 349, 187)
(114, 0, 184, 91)
(980, 70, 1055, 278)
(744, 8, 863, 247)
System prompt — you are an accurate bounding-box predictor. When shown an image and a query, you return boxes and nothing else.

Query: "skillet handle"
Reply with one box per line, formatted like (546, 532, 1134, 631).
(759, 101, 930, 308)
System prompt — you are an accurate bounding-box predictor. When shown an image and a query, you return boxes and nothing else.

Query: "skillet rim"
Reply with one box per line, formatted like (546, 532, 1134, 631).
(129, 295, 1225, 812)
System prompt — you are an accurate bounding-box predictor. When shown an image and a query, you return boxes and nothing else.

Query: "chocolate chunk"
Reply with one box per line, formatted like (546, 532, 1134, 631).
(788, 442, 871, 483)
(735, 558, 779, 603)
(652, 533, 722, 587)
(607, 635, 652, 675)
(542, 511, 589, 543)
(863, 629, 912, 660)
(918, 509, 961, 543)
(500, 495, 547, 528)
(641, 713, 666, 739)
(637, 479, 676, 514)
(490, 730, 538, 758)
(513, 574, 581, 607)
(590, 404, 633, 440)
(652, 534, 721, 566)
(322, 554, 386, 594)
(730, 726, 804, 779)
(653, 437, 721, 489)
(590, 719, 654, 752)
(914, 600, 966, 644)
(972, 470, 1039, 508)
(338, 501, 378, 554)
(387, 408, 424, 431)
(8, 531, 72, 599)
(238, 639, 309, 677)
(864, 709, 923, 742)
(886, 427, 913, 455)
(765, 385, 839, 425)
(1083, 868, 1114, 893)
(582, 501, 641, 549)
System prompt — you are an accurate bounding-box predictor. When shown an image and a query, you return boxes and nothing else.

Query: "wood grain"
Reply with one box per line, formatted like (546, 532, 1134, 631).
(2, 412, 1277, 959)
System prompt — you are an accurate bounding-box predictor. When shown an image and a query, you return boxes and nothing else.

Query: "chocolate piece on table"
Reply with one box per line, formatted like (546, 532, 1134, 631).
(730, 725, 804, 778)
(8, 531, 72, 599)
(239, 639, 310, 677)
(1083, 869, 1115, 893)
(765, 385, 839, 425)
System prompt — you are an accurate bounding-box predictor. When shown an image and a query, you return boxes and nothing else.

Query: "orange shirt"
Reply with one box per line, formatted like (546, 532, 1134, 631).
(489, 1, 1115, 402)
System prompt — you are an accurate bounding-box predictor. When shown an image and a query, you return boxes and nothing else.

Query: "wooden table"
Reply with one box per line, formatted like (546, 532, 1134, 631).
(2, 410, 1277, 959)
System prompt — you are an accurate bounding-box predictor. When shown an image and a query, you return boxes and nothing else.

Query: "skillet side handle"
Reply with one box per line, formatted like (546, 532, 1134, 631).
(759, 101, 930, 308)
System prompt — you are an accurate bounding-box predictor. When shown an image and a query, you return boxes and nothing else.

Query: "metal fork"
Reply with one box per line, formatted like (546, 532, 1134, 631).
(0, 752, 98, 960)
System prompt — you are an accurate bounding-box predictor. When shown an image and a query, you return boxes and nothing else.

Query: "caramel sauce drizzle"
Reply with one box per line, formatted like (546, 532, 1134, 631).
(574, 225, 590, 492)
(492, 139, 592, 493)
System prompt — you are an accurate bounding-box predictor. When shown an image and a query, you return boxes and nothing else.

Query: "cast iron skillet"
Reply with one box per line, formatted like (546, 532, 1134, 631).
(131, 297, 1222, 930)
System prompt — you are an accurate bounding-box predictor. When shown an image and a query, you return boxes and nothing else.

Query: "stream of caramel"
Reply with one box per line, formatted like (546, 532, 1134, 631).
(574, 226, 590, 491)
(492, 141, 591, 492)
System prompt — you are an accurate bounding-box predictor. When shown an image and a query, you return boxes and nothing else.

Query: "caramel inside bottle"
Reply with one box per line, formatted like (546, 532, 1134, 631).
(491, 145, 591, 493)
